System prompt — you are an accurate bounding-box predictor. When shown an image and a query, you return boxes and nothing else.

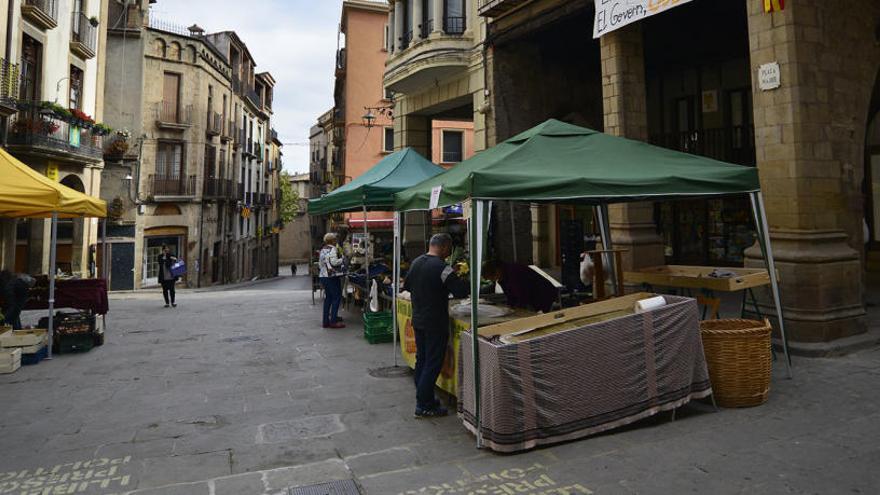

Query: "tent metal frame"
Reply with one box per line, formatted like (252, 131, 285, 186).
(393, 191, 792, 450)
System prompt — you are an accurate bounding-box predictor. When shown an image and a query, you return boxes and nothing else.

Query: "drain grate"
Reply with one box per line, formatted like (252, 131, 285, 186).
(368, 365, 413, 379)
(289, 479, 360, 495)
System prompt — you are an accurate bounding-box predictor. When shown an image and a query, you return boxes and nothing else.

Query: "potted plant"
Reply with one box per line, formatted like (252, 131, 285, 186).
(108, 138, 129, 156)
(91, 123, 112, 136)
(89, 16, 99, 27)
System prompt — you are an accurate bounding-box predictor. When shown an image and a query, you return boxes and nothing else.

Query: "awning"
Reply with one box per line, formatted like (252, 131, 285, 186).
(394, 119, 760, 211)
(309, 147, 444, 215)
(0, 146, 107, 218)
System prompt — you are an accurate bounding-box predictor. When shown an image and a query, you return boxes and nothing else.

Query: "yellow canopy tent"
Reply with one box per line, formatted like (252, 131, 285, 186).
(0, 146, 106, 218)
(0, 146, 107, 359)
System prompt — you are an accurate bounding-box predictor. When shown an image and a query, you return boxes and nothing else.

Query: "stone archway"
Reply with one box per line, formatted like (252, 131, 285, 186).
(60, 174, 87, 276)
(863, 67, 880, 280)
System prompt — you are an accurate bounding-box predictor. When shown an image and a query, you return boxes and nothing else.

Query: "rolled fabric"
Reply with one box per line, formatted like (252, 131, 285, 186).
(634, 296, 666, 313)
(369, 280, 379, 312)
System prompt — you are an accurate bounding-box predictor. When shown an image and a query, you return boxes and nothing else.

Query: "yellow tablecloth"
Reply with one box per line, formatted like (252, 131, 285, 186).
(396, 298, 468, 396)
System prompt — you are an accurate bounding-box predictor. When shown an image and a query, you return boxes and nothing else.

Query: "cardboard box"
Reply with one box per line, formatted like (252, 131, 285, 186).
(0, 329, 48, 348)
(0, 348, 21, 374)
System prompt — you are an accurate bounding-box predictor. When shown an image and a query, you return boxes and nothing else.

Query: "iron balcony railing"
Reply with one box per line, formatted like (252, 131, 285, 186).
(401, 30, 413, 49)
(70, 12, 97, 56)
(204, 178, 234, 199)
(149, 174, 196, 197)
(0, 58, 20, 108)
(22, 0, 59, 26)
(246, 88, 261, 108)
(206, 111, 222, 135)
(7, 108, 103, 160)
(444, 16, 466, 35)
(421, 19, 433, 38)
(156, 102, 193, 125)
(336, 48, 346, 73)
(237, 182, 245, 200)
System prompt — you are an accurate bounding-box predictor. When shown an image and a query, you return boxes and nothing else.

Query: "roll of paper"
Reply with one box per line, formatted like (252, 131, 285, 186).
(634, 296, 666, 313)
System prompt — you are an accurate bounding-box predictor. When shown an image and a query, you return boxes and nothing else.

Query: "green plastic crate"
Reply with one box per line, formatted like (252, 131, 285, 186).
(363, 311, 393, 344)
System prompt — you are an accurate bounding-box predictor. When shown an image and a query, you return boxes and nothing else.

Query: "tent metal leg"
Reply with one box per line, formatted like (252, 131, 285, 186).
(392, 212, 401, 367)
(509, 201, 517, 263)
(101, 218, 109, 333)
(596, 204, 618, 296)
(750, 192, 793, 378)
(469, 200, 485, 449)
(47, 212, 58, 360)
(363, 205, 370, 314)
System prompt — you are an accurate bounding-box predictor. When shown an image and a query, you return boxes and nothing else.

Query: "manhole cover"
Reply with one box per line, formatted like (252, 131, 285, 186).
(368, 366, 413, 379)
(220, 336, 261, 343)
(289, 479, 360, 495)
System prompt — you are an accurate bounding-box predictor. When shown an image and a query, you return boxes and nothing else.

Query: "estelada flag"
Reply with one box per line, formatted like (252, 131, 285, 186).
(764, 0, 784, 12)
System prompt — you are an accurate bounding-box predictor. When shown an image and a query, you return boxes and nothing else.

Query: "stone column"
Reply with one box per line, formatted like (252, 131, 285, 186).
(0, 219, 15, 271)
(412, 0, 423, 41)
(744, 0, 880, 347)
(431, 0, 444, 36)
(599, 23, 664, 272)
(394, 0, 405, 51)
(465, 0, 474, 35)
(396, 112, 431, 257)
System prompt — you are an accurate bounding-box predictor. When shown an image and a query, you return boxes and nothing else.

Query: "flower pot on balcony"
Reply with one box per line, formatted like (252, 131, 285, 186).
(89, 16, 100, 27)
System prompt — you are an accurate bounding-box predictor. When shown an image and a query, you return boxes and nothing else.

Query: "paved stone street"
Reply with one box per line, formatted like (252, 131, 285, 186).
(1, 274, 878, 495)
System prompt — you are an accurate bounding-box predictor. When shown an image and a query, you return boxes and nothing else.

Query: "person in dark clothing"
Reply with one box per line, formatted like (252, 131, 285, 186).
(0, 270, 36, 329)
(403, 233, 470, 418)
(157, 245, 179, 308)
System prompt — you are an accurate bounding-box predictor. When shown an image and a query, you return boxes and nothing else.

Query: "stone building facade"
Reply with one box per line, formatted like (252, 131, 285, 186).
(0, 0, 109, 278)
(278, 173, 311, 265)
(478, 0, 880, 352)
(100, 0, 279, 290)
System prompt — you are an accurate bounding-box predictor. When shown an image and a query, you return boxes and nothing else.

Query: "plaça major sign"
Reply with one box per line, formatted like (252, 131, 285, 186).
(593, 0, 693, 38)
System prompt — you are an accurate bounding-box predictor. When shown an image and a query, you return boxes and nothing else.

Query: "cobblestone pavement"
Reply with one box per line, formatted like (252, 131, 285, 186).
(0, 275, 877, 495)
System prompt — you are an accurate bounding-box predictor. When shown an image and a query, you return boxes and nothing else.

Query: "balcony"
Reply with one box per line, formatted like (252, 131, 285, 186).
(221, 118, 234, 142)
(477, 0, 531, 18)
(206, 111, 222, 136)
(155, 102, 193, 130)
(335, 48, 346, 76)
(384, 15, 472, 94)
(21, 0, 58, 31)
(203, 178, 234, 200)
(245, 88, 261, 109)
(237, 182, 245, 200)
(70, 12, 97, 59)
(7, 110, 103, 163)
(149, 174, 196, 200)
(0, 59, 20, 117)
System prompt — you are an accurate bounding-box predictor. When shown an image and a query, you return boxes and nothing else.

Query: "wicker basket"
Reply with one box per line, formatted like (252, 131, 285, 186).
(700, 318, 772, 408)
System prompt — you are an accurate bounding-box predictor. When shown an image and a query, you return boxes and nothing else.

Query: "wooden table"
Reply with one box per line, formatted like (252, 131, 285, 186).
(624, 265, 772, 319)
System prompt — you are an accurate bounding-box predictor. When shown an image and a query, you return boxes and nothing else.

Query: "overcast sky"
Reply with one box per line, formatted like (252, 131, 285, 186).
(151, 0, 343, 174)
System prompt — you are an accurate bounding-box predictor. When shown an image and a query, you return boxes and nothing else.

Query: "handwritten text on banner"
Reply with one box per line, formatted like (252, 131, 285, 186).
(593, 0, 693, 38)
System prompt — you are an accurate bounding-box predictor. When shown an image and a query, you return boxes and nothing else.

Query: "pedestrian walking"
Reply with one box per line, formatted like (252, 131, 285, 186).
(319, 233, 345, 329)
(403, 233, 469, 418)
(158, 245, 179, 308)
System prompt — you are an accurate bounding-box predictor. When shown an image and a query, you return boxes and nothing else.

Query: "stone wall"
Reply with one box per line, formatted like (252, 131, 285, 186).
(745, 0, 880, 344)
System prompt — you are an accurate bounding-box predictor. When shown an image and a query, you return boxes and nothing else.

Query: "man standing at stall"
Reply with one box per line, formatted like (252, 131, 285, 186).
(0, 271, 36, 329)
(404, 234, 470, 418)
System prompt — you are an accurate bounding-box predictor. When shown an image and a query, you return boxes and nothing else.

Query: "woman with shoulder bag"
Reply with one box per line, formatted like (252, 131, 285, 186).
(319, 233, 345, 329)
(158, 245, 179, 308)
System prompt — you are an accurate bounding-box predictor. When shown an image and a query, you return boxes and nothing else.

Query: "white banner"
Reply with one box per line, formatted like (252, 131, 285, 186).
(593, 0, 693, 38)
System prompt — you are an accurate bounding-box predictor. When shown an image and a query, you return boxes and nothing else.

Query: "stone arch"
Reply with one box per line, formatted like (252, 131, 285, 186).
(153, 204, 182, 216)
(189, 45, 198, 63)
(152, 38, 166, 58)
(168, 41, 182, 61)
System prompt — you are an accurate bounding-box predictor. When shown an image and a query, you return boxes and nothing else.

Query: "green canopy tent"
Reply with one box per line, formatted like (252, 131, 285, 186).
(308, 147, 445, 215)
(392, 119, 790, 448)
(308, 147, 445, 365)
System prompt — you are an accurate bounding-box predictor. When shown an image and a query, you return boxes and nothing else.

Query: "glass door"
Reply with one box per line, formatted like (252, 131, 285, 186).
(143, 236, 180, 286)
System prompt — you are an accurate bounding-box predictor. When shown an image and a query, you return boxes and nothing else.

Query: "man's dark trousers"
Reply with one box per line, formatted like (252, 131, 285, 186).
(413, 324, 449, 410)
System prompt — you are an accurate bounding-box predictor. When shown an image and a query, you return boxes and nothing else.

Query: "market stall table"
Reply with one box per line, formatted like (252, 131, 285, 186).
(624, 265, 771, 319)
(396, 297, 533, 397)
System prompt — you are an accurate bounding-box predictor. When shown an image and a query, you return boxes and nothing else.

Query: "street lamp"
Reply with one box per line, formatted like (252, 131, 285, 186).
(361, 104, 394, 129)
